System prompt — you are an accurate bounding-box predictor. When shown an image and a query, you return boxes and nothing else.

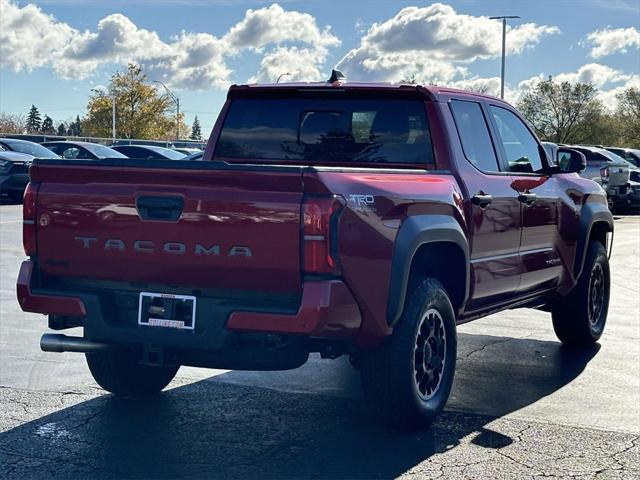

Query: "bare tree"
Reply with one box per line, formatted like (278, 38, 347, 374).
(0, 112, 26, 133)
(517, 77, 605, 144)
(615, 87, 640, 148)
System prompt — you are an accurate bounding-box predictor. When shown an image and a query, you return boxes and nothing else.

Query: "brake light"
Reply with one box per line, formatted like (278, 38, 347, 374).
(302, 195, 345, 275)
(600, 167, 610, 179)
(22, 182, 39, 256)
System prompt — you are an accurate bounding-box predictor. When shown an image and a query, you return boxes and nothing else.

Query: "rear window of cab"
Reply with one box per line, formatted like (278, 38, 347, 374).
(214, 97, 435, 167)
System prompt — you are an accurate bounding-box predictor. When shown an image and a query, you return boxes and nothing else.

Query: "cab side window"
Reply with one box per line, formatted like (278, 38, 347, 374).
(450, 100, 500, 173)
(489, 106, 544, 174)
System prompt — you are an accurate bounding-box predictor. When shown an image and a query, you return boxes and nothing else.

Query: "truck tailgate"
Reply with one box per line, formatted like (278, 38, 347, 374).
(31, 161, 303, 294)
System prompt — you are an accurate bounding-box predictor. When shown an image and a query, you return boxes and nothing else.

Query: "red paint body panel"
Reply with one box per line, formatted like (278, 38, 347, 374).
(32, 164, 304, 294)
(17, 261, 86, 316)
(228, 280, 361, 337)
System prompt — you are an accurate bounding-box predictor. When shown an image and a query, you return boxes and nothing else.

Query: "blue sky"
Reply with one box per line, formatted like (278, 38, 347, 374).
(1, 0, 639, 136)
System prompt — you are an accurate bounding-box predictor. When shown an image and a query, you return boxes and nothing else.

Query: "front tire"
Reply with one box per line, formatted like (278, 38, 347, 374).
(552, 241, 610, 346)
(361, 278, 457, 429)
(86, 349, 179, 396)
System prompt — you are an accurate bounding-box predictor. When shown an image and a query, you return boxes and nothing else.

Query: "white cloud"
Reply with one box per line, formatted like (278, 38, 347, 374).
(336, 3, 559, 82)
(0, 0, 75, 71)
(554, 63, 629, 88)
(224, 3, 339, 51)
(250, 46, 327, 83)
(586, 26, 640, 58)
(513, 64, 637, 110)
(448, 76, 502, 97)
(597, 75, 640, 109)
(0, 0, 338, 90)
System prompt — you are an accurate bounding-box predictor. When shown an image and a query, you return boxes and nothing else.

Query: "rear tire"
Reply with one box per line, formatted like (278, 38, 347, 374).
(86, 349, 179, 396)
(552, 241, 610, 346)
(360, 278, 457, 429)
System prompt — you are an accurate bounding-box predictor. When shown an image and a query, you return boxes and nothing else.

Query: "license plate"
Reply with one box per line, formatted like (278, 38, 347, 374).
(138, 292, 196, 330)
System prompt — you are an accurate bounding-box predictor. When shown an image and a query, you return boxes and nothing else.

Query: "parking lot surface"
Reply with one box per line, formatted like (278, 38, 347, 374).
(0, 201, 638, 479)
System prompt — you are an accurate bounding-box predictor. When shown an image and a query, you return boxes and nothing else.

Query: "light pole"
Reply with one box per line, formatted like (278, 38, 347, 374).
(91, 88, 116, 141)
(489, 15, 520, 99)
(276, 72, 294, 83)
(153, 80, 180, 140)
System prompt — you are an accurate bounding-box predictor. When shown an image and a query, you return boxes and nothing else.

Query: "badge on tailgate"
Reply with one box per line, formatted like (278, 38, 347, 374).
(138, 292, 196, 330)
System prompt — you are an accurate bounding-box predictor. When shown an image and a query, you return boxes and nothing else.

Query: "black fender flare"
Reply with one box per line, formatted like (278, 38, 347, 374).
(573, 202, 614, 279)
(386, 215, 470, 327)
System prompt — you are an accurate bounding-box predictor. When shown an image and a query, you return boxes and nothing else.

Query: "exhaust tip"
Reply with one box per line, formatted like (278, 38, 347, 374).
(40, 333, 114, 353)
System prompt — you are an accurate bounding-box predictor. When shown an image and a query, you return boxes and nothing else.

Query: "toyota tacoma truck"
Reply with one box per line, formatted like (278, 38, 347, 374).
(17, 76, 613, 429)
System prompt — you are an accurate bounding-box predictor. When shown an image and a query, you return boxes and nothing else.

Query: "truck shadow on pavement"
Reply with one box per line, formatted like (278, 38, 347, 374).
(0, 334, 600, 479)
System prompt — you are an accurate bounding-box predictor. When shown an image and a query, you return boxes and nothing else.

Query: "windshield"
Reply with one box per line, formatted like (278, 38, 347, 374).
(84, 143, 127, 158)
(146, 146, 187, 160)
(597, 148, 626, 163)
(3, 140, 59, 158)
(215, 97, 434, 166)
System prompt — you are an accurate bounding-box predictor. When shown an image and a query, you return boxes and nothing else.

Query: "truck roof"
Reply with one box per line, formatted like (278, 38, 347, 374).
(228, 82, 508, 104)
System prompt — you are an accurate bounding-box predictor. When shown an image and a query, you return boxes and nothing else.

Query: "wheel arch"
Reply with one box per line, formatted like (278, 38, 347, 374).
(574, 201, 614, 279)
(386, 215, 469, 327)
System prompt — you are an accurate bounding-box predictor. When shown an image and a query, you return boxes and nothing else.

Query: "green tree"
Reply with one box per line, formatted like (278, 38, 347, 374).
(41, 115, 55, 135)
(67, 115, 82, 137)
(615, 87, 640, 148)
(83, 64, 186, 139)
(517, 77, 606, 144)
(25, 105, 41, 133)
(190, 115, 202, 140)
(56, 122, 66, 136)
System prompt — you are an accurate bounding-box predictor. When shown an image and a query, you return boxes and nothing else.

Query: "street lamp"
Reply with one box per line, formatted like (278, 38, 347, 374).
(91, 87, 116, 141)
(153, 80, 180, 140)
(489, 15, 520, 99)
(276, 72, 295, 83)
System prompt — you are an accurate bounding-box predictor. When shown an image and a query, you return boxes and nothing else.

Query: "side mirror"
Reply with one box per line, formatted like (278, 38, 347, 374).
(557, 148, 586, 174)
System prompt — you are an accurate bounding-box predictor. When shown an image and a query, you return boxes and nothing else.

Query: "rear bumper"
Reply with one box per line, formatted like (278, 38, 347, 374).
(17, 261, 86, 316)
(227, 281, 361, 337)
(17, 261, 362, 368)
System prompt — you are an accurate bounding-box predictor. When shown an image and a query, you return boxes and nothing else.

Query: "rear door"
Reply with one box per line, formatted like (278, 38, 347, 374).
(449, 99, 522, 311)
(486, 104, 563, 295)
(33, 162, 304, 294)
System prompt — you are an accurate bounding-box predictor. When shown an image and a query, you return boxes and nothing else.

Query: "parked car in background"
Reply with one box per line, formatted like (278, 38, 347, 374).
(173, 147, 202, 156)
(42, 141, 128, 160)
(0, 138, 59, 159)
(0, 151, 33, 201)
(604, 147, 640, 169)
(111, 145, 187, 160)
(184, 151, 204, 161)
(569, 145, 630, 210)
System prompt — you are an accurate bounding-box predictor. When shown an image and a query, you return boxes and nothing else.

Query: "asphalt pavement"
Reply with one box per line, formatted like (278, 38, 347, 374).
(0, 200, 638, 479)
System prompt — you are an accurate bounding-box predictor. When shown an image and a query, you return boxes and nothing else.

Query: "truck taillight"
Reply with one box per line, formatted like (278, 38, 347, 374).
(302, 195, 345, 275)
(22, 182, 38, 256)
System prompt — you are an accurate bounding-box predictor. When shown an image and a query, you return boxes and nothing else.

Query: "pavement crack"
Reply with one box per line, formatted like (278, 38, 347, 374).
(459, 335, 531, 360)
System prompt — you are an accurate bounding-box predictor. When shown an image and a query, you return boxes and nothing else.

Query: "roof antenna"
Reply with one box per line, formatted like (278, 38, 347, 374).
(328, 69, 346, 83)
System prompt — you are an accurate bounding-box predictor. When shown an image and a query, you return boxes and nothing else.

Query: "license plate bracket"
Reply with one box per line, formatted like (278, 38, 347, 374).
(138, 292, 196, 330)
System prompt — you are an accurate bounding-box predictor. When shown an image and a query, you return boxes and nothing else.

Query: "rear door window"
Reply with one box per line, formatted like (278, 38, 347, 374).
(449, 100, 500, 172)
(215, 97, 434, 167)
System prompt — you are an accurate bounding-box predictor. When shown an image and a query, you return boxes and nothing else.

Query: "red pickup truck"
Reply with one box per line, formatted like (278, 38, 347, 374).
(17, 77, 613, 429)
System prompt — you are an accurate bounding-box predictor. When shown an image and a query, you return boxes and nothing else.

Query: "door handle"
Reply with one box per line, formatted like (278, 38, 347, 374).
(471, 192, 493, 208)
(136, 196, 184, 221)
(518, 192, 537, 206)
